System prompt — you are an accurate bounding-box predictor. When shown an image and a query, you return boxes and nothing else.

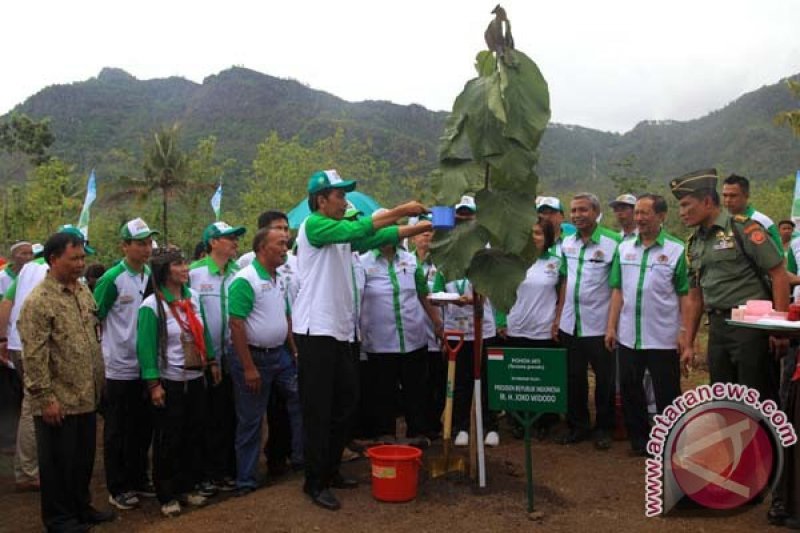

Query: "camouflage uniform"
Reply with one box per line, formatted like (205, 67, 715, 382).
(687, 211, 783, 401)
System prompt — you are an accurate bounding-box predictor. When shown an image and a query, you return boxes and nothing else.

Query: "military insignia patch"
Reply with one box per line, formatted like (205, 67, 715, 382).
(749, 230, 766, 245)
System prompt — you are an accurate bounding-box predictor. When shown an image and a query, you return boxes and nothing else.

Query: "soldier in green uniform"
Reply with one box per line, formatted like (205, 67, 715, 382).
(673, 168, 790, 402)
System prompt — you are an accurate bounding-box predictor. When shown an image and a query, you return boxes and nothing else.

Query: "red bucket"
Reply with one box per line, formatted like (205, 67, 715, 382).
(365, 444, 422, 502)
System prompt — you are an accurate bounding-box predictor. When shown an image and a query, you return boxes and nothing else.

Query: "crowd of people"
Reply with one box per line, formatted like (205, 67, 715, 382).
(2, 166, 800, 531)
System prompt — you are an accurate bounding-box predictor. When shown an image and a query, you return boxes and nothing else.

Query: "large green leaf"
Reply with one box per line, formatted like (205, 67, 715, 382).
(483, 140, 539, 193)
(498, 49, 551, 152)
(438, 107, 472, 161)
(467, 249, 529, 313)
(458, 76, 507, 160)
(429, 220, 490, 281)
(431, 160, 484, 205)
(475, 51, 496, 78)
(476, 188, 537, 256)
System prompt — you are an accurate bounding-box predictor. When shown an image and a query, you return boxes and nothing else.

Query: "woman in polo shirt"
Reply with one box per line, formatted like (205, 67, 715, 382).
(136, 246, 218, 518)
(359, 242, 443, 440)
(498, 220, 561, 347)
(496, 220, 562, 438)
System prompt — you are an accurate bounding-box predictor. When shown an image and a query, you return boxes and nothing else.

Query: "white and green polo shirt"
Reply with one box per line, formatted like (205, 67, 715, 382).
(228, 259, 288, 349)
(790, 235, 800, 300)
(503, 251, 562, 340)
(432, 274, 496, 341)
(609, 230, 689, 350)
(94, 260, 150, 380)
(240, 251, 303, 310)
(559, 226, 621, 338)
(5, 257, 49, 351)
(419, 257, 441, 351)
(137, 286, 213, 382)
(744, 205, 781, 250)
(189, 256, 239, 361)
(351, 252, 365, 342)
(0, 264, 18, 296)
(359, 249, 429, 354)
(292, 212, 399, 343)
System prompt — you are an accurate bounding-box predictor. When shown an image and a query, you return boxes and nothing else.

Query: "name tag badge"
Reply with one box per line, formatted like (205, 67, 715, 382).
(118, 295, 134, 304)
(713, 239, 735, 251)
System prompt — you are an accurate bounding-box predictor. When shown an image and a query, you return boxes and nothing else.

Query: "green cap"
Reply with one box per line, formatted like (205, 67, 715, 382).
(120, 218, 159, 241)
(202, 221, 246, 245)
(56, 224, 95, 255)
(670, 168, 718, 200)
(307, 169, 357, 195)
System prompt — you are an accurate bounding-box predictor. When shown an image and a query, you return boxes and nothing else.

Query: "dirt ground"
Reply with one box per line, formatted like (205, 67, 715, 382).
(0, 357, 786, 533)
(0, 420, 784, 531)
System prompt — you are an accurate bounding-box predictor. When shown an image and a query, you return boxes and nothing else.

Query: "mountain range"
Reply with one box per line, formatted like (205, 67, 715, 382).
(2, 66, 798, 192)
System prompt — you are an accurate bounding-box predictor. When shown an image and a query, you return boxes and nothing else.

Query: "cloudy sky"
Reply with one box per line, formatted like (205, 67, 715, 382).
(3, 0, 799, 132)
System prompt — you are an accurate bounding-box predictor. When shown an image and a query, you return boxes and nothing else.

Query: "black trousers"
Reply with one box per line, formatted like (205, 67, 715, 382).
(425, 349, 446, 436)
(102, 378, 152, 496)
(35, 412, 96, 532)
(295, 335, 358, 489)
(366, 348, 429, 437)
(708, 314, 779, 403)
(0, 365, 22, 448)
(264, 380, 292, 470)
(779, 380, 800, 517)
(618, 345, 680, 450)
(204, 365, 237, 481)
(152, 377, 206, 504)
(453, 339, 498, 434)
(560, 332, 616, 433)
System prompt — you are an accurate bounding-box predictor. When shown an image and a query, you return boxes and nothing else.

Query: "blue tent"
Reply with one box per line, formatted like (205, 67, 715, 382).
(287, 191, 382, 229)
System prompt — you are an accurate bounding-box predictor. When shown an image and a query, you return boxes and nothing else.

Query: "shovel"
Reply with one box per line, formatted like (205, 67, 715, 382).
(470, 293, 487, 488)
(429, 330, 467, 478)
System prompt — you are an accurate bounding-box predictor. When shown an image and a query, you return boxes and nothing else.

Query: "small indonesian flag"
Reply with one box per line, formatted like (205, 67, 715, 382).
(488, 349, 504, 361)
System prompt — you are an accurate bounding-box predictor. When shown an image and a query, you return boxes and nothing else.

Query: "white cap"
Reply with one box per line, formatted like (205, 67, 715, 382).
(536, 196, 563, 213)
(455, 195, 476, 212)
(609, 194, 637, 208)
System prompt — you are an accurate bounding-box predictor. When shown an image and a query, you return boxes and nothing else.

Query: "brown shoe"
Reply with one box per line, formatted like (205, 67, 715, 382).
(15, 480, 40, 492)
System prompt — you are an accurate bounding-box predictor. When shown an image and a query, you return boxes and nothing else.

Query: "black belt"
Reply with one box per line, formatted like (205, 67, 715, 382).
(248, 344, 281, 353)
(706, 308, 732, 318)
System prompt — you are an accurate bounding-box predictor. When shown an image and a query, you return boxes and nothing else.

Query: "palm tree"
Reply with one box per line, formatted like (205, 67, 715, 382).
(113, 124, 189, 244)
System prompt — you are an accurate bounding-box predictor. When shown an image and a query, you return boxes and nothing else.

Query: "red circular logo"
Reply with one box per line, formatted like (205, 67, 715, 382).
(670, 407, 774, 509)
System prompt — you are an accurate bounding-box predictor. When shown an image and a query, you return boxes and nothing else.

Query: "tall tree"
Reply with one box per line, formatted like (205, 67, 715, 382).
(114, 124, 189, 243)
(774, 80, 800, 138)
(0, 113, 54, 166)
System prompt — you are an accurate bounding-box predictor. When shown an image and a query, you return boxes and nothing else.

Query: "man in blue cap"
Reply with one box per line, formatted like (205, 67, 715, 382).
(292, 169, 430, 511)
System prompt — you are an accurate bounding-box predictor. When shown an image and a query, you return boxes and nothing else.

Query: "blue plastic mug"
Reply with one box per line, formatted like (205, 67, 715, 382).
(431, 206, 456, 230)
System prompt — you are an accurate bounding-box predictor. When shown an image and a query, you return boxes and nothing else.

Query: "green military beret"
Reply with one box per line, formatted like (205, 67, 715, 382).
(669, 168, 718, 200)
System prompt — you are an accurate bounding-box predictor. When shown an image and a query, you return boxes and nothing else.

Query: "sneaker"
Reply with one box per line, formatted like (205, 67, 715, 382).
(454, 431, 469, 447)
(161, 500, 181, 517)
(108, 492, 140, 510)
(135, 482, 156, 498)
(216, 478, 237, 492)
(484, 431, 500, 447)
(195, 481, 218, 498)
(183, 492, 209, 507)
